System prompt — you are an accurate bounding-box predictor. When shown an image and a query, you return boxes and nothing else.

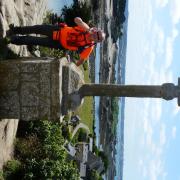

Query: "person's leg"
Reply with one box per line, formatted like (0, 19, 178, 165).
(10, 25, 60, 37)
(10, 35, 64, 49)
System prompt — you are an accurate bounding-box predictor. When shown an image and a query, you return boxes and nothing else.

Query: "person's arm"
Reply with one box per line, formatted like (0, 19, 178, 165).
(74, 17, 90, 31)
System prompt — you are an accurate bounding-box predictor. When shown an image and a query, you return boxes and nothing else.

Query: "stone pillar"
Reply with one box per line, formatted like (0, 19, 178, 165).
(0, 58, 62, 121)
(79, 81, 180, 106)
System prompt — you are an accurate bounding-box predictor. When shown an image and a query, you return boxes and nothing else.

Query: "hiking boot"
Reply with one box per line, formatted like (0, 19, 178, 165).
(6, 24, 15, 36)
(9, 23, 15, 30)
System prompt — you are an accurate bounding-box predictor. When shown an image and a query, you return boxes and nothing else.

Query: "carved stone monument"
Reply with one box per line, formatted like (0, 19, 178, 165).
(69, 79, 180, 106)
(0, 58, 63, 121)
(1, 57, 180, 121)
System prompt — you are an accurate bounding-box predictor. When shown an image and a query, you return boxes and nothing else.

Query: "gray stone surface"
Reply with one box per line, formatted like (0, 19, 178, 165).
(0, 58, 62, 121)
(0, 0, 47, 170)
(0, 0, 47, 56)
(62, 64, 84, 114)
(0, 119, 19, 169)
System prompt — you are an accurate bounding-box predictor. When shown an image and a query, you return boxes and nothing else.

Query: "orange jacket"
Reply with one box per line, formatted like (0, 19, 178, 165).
(53, 25, 94, 60)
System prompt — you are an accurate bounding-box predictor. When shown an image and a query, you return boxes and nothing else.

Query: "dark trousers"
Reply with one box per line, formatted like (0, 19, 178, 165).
(10, 25, 64, 49)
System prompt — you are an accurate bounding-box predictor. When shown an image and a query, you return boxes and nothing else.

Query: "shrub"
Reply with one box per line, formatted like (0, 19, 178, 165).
(78, 128, 88, 142)
(62, 124, 71, 141)
(3, 160, 22, 180)
(15, 134, 42, 160)
(87, 169, 103, 180)
(0, 170, 4, 180)
(98, 151, 108, 172)
(12, 120, 79, 179)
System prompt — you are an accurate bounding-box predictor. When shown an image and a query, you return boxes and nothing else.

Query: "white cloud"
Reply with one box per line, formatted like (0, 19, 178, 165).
(156, 0, 169, 8)
(160, 124, 166, 146)
(173, 101, 180, 116)
(165, 37, 173, 68)
(149, 159, 165, 180)
(155, 26, 165, 55)
(158, 69, 173, 83)
(170, 0, 180, 25)
(165, 28, 178, 69)
(172, 126, 177, 139)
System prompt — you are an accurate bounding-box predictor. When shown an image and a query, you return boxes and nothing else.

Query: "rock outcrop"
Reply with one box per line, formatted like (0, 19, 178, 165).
(0, 0, 47, 169)
(0, 0, 47, 56)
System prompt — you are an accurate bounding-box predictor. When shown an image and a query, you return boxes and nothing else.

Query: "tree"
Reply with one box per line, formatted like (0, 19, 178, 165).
(61, 0, 91, 26)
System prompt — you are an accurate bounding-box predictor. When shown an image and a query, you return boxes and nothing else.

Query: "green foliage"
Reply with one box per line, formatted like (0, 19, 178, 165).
(98, 151, 108, 172)
(3, 160, 22, 180)
(10, 120, 79, 179)
(43, 11, 63, 25)
(93, 148, 108, 172)
(82, 60, 88, 71)
(39, 46, 64, 58)
(63, 114, 71, 122)
(87, 170, 103, 180)
(77, 128, 88, 142)
(62, 124, 71, 141)
(75, 69, 93, 133)
(111, 97, 119, 135)
(72, 128, 88, 144)
(93, 145, 99, 155)
(0, 170, 3, 180)
(61, 0, 91, 26)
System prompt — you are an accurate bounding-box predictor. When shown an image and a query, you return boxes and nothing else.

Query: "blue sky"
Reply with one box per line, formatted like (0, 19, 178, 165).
(124, 0, 180, 180)
(47, 0, 73, 14)
(47, 1, 180, 180)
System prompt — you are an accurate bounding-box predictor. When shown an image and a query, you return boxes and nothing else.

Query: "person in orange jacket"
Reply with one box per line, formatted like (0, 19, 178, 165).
(6, 17, 105, 66)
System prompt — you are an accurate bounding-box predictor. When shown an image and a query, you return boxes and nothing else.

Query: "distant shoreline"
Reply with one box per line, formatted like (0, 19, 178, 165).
(89, 0, 128, 179)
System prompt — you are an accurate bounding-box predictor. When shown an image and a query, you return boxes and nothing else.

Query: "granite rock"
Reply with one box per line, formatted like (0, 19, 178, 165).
(0, 0, 47, 169)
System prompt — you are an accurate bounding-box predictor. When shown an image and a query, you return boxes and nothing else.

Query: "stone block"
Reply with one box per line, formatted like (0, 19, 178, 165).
(21, 107, 39, 121)
(0, 58, 67, 120)
(20, 73, 39, 82)
(20, 82, 39, 106)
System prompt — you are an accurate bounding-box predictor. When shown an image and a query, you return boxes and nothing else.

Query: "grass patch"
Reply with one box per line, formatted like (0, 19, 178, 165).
(75, 67, 93, 133)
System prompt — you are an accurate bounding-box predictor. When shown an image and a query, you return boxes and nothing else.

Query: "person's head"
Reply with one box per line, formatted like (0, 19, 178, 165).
(90, 29, 106, 42)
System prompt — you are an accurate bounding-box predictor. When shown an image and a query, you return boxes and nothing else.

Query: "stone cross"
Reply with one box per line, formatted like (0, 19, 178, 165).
(1, 58, 180, 121)
(78, 79, 180, 106)
(62, 66, 180, 113)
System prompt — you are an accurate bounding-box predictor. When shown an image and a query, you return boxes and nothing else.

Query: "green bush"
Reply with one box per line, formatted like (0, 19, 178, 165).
(3, 160, 22, 180)
(0, 170, 4, 180)
(62, 124, 71, 141)
(12, 120, 79, 179)
(87, 169, 103, 180)
(78, 128, 88, 142)
(15, 134, 41, 160)
(98, 151, 108, 172)
(39, 46, 64, 58)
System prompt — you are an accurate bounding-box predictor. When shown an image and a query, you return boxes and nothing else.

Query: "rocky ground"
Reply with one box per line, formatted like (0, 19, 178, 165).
(0, 0, 47, 169)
